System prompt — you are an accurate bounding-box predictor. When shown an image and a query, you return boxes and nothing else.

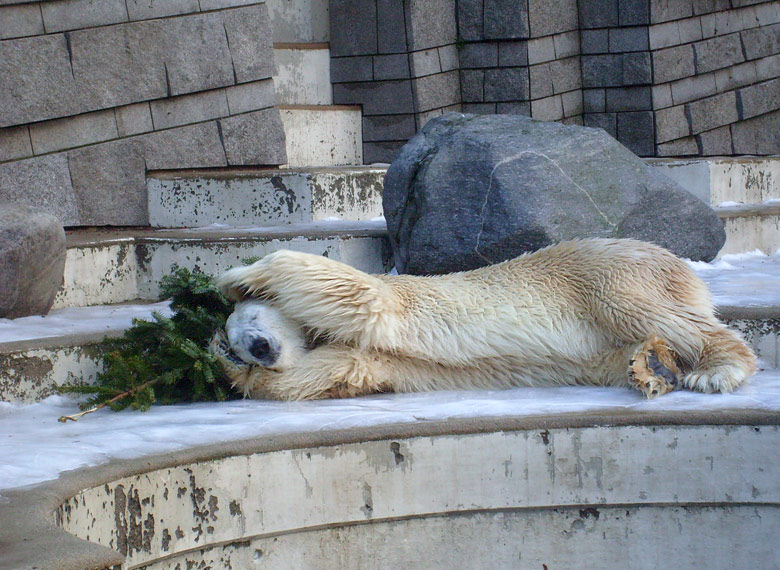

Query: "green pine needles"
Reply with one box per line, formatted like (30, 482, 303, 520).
(59, 267, 240, 421)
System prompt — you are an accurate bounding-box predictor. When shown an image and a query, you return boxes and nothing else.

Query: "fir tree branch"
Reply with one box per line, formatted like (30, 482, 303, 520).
(58, 378, 161, 422)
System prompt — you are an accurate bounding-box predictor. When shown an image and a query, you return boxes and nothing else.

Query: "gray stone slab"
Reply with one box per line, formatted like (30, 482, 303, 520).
(739, 78, 780, 120)
(484, 0, 530, 39)
(485, 68, 530, 101)
(583, 89, 606, 113)
(742, 23, 780, 61)
(329, 0, 377, 56)
(460, 70, 485, 102)
(531, 94, 564, 120)
(581, 30, 609, 54)
(694, 33, 745, 74)
(606, 86, 652, 111)
(496, 101, 531, 115)
(677, 16, 702, 43)
(648, 20, 680, 50)
(622, 52, 652, 84)
(221, 4, 276, 83)
(530, 63, 554, 99)
(0, 3, 43, 40)
(460, 103, 496, 115)
(115, 103, 154, 137)
(459, 43, 498, 68)
(651, 0, 693, 24)
(561, 89, 583, 117)
(374, 54, 411, 80)
(150, 89, 230, 130)
(528, 0, 577, 36)
(498, 41, 528, 66)
(405, 0, 457, 50)
(579, 0, 618, 28)
(0, 154, 79, 225)
(693, 0, 730, 14)
(756, 54, 780, 82)
(584, 112, 617, 137)
(40, 0, 127, 34)
(439, 44, 459, 72)
(457, 0, 483, 42)
(331, 56, 374, 83)
(67, 139, 148, 226)
(198, 0, 259, 9)
(412, 71, 460, 111)
(582, 55, 623, 87)
(554, 31, 580, 58)
(126, 0, 200, 20)
(713, 61, 757, 94)
(730, 109, 780, 154)
(29, 109, 118, 155)
(619, 0, 650, 25)
(363, 140, 406, 163)
(656, 136, 698, 156)
(363, 114, 417, 142)
(225, 79, 276, 115)
(655, 104, 690, 142)
(411, 48, 442, 77)
(0, 125, 32, 162)
(219, 109, 287, 166)
(687, 91, 738, 134)
(700, 9, 745, 38)
(334, 81, 415, 115)
(670, 73, 717, 105)
(550, 57, 581, 93)
(652, 45, 695, 84)
(652, 84, 673, 108)
(697, 126, 732, 155)
(142, 121, 227, 170)
(609, 27, 649, 52)
(527, 36, 555, 64)
(377, 0, 408, 54)
(616, 110, 654, 155)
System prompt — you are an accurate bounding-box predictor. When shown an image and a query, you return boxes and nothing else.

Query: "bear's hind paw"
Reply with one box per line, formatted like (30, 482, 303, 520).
(629, 335, 680, 399)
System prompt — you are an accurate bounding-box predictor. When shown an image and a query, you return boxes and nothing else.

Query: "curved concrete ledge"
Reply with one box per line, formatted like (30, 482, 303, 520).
(2, 409, 778, 570)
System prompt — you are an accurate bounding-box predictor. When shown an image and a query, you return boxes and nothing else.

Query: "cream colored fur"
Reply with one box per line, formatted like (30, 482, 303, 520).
(213, 238, 756, 401)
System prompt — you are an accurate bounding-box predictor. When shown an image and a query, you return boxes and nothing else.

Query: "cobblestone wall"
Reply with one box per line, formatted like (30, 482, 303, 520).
(331, 0, 780, 161)
(0, 0, 286, 227)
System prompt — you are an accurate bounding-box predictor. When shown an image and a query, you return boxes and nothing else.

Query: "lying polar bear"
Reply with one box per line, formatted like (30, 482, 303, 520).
(209, 238, 756, 401)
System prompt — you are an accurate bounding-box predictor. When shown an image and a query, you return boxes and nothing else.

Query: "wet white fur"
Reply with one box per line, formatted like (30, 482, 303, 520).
(225, 301, 306, 369)
(215, 238, 756, 401)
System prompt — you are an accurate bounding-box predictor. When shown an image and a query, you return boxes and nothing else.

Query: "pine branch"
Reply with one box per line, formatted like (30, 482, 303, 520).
(58, 378, 161, 422)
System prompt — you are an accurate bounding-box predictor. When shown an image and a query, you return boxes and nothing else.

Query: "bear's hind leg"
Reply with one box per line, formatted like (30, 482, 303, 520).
(628, 335, 681, 398)
(682, 326, 756, 393)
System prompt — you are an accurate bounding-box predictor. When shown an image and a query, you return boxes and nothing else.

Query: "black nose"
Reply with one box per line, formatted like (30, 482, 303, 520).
(249, 337, 271, 360)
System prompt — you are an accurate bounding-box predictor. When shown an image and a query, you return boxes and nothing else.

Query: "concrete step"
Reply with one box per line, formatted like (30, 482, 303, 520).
(274, 44, 332, 106)
(648, 157, 780, 256)
(280, 105, 363, 167)
(148, 166, 384, 229)
(52, 221, 390, 309)
(266, 0, 329, 43)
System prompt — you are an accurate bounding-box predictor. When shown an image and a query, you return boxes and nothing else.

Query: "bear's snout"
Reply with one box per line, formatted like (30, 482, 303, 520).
(249, 336, 279, 365)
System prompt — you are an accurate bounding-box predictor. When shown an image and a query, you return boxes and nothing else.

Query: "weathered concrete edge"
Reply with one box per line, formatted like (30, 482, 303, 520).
(1, 409, 779, 570)
(147, 165, 388, 180)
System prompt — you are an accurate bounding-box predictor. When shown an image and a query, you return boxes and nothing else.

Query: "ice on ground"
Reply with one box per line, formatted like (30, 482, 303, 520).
(692, 250, 780, 308)
(2, 368, 779, 493)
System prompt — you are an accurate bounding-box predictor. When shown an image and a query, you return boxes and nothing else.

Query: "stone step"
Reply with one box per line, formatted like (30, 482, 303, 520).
(280, 105, 363, 167)
(52, 221, 390, 309)
(274, 44, 332, 106)
(147, 166, 384, 228)
(266, 0, 329, 43)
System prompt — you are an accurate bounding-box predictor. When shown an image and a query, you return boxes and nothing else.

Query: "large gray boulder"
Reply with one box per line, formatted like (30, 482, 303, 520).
(0, 204, 66, 318)
(383, 113, 725, 274)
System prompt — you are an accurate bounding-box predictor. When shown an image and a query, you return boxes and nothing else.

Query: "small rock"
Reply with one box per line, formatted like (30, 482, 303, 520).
(383, 113, 725, 274)
(0, 203, 66, 318)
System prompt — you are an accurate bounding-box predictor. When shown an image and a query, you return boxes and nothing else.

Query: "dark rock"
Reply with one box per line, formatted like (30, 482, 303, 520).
(0, 203, 66, 318)
(383, 113, 725, 274)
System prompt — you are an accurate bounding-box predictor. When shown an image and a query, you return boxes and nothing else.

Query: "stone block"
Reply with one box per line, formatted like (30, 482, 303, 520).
(222, 5, 276, 83)
(561, 115, 584, 125)
(198, 0, 258, 8)
(457, 0, 483, 42)
(677, 16, 703, 43)
(606, 86, 652, 111)
(142, 121, 227, 170)
(651, 0, 693, 24)
(377, 0, 408, 53)
(649, 21, 680, 50)
(497, 101, 531, 115)
(692, 0, 730, 15)
(29, 109, 118, 155)
(461, 102, 498, 114)
(0, 125, 32, 162)
(485, 68, 530, 101)
(115, 103, 154, 137)
(617, 111, 654, 155)
(527, 36, 555, 64)
(754, 2, 780, 26)
(652, 84, 673, 108)
(741, 23, 780, 61)
(739, 78, 780, 119)
(67, 138, 148, 226)
(374, 54, 411, 80)
(670, 73, 717, 105)
(579, 0, 618, 28)
(219, 109, 287, 166)
(655, 104, 690, 142)
(687, 91, 738, 134)
(730, 109, 780, 154)
(756, 54, 780, 81)
(363, 114, 417, 142)
(126, 0, 199, 20)
(623, 52, 652, 84)
(225, 79, 276, 115)
(656, 136, 698, 156)
(582, 55, 623, 87)
(584, 112, 617, 137)
(331, 56, 374, 83)
(0, 154, 79, 225)
(693, 33, 745, 74)
(561, 89, 583, 117)
(619, 0, 650, 25)
(531, 94, 564, 121)
(150, 89, 229, 131)
(697, 125, 732, 155)
(459, 43, 498, 68)
(461, 70, 485, 102)
(41, 0, 127, 34)
(554, 31, 580, 58)
(334, 81, 415, 115)
(0, 4, 43, 40)
(484, 0, 530, 39)
(700, 10, 745, 38)
(439, 45, 460, 72)
(329, 0, 377, 56)
(528, 0, 577, 36)
(713, 61, 757, 93)
(498, 41, 528, 66)
(530, 64, 554, 99)
(652, 45, 695, 83)
(582, 30, 609, 54)
(609, 27, 649, 52)
(405, 0, 457, 51)
(412, 71, 460, 111)
(411, 48, 442, 77)
(550, 57, 581, 93)
(583, 89, 606, 112)
(363, 140, 406, 164)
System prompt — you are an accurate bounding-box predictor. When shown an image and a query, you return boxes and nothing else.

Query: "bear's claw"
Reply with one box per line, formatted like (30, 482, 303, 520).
(629, 335, 680, 398)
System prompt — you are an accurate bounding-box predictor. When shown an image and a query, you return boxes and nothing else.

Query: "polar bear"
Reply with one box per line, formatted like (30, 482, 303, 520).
(209, 238, 756, 401)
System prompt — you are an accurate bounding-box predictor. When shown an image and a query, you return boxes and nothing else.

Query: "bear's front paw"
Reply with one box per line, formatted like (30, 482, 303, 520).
(209, 329, 251, 376)
(629, 335, 680, 398)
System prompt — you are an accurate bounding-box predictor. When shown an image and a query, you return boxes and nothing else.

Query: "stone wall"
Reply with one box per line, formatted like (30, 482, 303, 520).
(0, 0, 286, 227)
(330, 0, 780, 162)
